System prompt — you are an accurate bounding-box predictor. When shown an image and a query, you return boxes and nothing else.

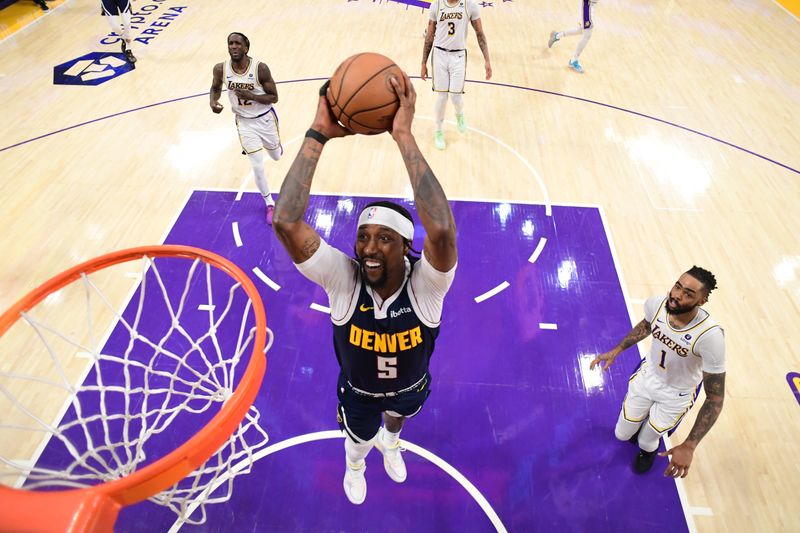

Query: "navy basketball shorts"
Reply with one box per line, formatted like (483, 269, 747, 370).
(101, 0, 131, 16)
(336, 372, 431, 443)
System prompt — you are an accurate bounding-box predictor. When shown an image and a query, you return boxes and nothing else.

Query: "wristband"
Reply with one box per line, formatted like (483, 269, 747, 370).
(305, 128, 328, 145)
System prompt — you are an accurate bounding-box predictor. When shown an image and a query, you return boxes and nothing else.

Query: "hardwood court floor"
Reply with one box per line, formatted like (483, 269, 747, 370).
(0, 1, 798, 532)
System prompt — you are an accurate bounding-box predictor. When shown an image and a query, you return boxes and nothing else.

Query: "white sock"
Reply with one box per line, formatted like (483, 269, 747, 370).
(247, 151, 271, 202)
(573, 27, 592, 60)
(614, 411, 642, 442)
(450, 93, 464, 116)
(561, 27, 582, 39)
(434, 92, 447, 131)
(381, 427, 401, 448)
(636, 423, 662, 453)
(106, 15, 123, 36)
(266, 145, 282, 162)
(121, 12, 132, 42)
(345, 435, 375, 468)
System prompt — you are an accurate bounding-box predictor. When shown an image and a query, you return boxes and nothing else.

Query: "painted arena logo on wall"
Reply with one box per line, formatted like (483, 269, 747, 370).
(100, 2, 188, 46)
(53, 53, 135, 86)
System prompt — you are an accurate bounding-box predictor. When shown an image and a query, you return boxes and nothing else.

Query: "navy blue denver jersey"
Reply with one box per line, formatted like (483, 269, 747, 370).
(333, 261, 439, 394)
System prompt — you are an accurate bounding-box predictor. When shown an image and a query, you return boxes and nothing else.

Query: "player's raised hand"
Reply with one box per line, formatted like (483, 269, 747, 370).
(659, 443, 695, 478)
(589, 349, 619, 371)
(311, 81, 354, 140)
(389, 71, 416, 141)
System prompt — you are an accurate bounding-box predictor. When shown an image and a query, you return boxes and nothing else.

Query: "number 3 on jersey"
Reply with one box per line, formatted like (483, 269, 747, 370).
(377, 356, 398, 379)
(447, 21, 455, 35)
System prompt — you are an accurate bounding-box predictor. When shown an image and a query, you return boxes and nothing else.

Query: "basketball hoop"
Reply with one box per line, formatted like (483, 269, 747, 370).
(0, 246, 271, 532)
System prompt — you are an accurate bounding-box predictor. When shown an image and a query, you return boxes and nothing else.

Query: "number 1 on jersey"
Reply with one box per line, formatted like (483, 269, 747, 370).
(658, 349, 667, 369)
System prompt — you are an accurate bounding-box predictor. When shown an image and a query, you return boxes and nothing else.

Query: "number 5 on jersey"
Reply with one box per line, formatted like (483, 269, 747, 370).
(377, 356, 398, 379)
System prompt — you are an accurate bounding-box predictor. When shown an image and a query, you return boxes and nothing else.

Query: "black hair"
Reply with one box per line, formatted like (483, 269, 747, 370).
(227, 32, 250, 49)
(362, 201, 420, 257)
(686, 266, 717, 295)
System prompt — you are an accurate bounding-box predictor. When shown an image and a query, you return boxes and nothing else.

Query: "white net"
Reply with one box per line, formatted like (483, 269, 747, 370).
(0, 251, 271, 525)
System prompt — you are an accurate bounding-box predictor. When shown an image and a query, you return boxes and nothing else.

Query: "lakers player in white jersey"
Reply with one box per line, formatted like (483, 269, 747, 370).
(421, 0, 491, 150)
(210, 33, 283, 224)
(548, 0, 598, 74)
(591, 267, 726, 476)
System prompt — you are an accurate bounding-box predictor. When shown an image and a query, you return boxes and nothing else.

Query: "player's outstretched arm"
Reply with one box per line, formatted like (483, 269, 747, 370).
(389, 73, 457, 272)
(470, 18, 492, 80)
(210, 63, 224, 113)
(659, 371, 725, 478)
(273, 82, 353, 263)
(589, 319, 652, 371)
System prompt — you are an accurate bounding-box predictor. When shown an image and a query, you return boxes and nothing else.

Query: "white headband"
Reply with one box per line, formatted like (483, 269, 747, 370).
(357, 205, 414, 241)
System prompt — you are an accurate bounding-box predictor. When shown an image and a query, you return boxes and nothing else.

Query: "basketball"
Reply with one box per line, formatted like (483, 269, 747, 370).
(327, 52, 406, 135)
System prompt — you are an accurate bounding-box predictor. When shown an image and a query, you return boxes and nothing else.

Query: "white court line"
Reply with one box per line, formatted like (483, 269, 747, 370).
(198, 304, 215, 311)
(309, 303, 330, 314)
(252, 267, 280, 291)
(687, 506, 714, 516)
(417, 115, 553, 217)
(538, 323, 557, 330)
(231, 221, 242, 247)
(628, 298, 646, 305)
(528, 237, 547, 263)
(168, 430, 508, 533)
(474, 281, 510, 303)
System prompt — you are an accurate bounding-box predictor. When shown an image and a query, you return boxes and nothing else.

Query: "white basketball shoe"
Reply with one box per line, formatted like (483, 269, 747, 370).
(374, 428, 407, 483)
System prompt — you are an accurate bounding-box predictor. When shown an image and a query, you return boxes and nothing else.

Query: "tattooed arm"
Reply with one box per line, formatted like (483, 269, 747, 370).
(660, 372, 725, 478)
(470, 18, 492, 80)
(589, 319, 652, 371)
(421, 20, 436, 81)
(389, 73, 457, 272)
(273, 83, 353, 263)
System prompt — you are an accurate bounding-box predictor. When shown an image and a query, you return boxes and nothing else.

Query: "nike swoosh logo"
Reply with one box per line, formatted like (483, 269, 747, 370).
(359, 304, 374, 312)
(656, 319, 664, 323)
(679, 392, 690, 396)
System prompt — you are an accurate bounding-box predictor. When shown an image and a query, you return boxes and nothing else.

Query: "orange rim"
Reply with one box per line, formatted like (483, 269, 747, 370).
(0, 245, 267, 532)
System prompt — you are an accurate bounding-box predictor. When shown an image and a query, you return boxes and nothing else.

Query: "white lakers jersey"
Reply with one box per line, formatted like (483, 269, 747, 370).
(224, 58, 271, 119)
(644, 295, 725, 390)
(429, 0, 480, 51)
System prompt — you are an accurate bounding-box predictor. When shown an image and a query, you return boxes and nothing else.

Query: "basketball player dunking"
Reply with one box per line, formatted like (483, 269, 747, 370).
(591, 267, 726, 477)
(272, 74, 458, 504)
(210, 32, 283, 224)
(421, 0, 492, 150)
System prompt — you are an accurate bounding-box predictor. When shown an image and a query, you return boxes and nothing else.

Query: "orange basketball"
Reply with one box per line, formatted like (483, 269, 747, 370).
(327, 52, 405, 135)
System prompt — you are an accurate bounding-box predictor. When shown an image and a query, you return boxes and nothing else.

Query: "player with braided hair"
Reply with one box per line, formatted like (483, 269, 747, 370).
(591, 266, 725, 477)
